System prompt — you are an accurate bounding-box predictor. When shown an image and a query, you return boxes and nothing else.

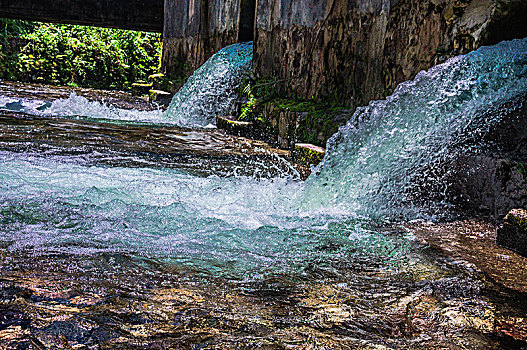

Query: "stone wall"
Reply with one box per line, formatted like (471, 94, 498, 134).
(0, 0, 163, 32)
(162, 0, 255, 78)
(254, 0, 527, 107)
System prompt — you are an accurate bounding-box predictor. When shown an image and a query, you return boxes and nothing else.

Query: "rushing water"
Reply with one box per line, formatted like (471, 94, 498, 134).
(303, 38, 527, 219)
(1, 38, 526, 278)
(0, 42, 254, 127)
(0, 39, 527, 348)
(164, 42, 254, 127)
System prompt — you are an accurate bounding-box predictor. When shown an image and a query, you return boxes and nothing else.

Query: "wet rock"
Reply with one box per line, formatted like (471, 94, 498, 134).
(148, 89, 173, 106)
(131, 83, 152, 97)
(409, 220, 527, 293)
(216, 116, 253, 137)
(40, 321, 91, 343)
(293, 143, 326, 167)
(429, 277, 481, 300)
(0, 286, 33, 302)
(89, 326, 120, 343)
(497, 208, 527, 257)
(0, 308, 30, 331)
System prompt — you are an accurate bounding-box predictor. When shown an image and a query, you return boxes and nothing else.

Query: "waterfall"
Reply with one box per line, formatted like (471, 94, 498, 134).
(163, 42, 253, 127)
(1, 42, 253, 128)
(303, 38, 527, 219)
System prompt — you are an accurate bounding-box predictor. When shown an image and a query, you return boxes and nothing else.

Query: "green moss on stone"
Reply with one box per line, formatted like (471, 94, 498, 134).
(293, 143, 326, 167)
(131, 83, 153, 96)
(268, 99, 348, 146)
(149, 89, 172, 105)
(505, 209, 527, 232)
(216, 116, 252, 136)
(237, 77, 351, 147)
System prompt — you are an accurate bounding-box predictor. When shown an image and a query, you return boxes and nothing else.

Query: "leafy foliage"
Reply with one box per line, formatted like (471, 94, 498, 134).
(0, 19, 161, 90)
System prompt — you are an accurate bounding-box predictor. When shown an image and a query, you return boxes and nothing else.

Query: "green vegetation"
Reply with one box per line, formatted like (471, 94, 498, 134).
(237, 77, 280, 122)
(518, 162, 527, 178)
(237, 77, 350, 146)
(0, 18, 161, 90)
(270, 98, 348, 146)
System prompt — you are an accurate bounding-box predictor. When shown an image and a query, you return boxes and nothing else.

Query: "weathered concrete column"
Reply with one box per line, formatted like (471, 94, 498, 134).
(162, 0, 256, 78)
(254, 0, 527, 107)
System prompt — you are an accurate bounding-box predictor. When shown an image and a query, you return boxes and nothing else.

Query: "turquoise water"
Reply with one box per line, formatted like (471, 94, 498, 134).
(0, 39, 526, 280)
(0, 151, 408, 279)
(164, 42, 254, 127)
(0, 43, 254, 127)
(303, 38, 527, 219)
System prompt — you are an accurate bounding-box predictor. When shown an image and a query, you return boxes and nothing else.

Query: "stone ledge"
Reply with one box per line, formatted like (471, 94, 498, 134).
(149, 90, 173, 106)
(293, 143, 326, 167)
(216, 116, 253, 137)
(131, 83, 152, 97)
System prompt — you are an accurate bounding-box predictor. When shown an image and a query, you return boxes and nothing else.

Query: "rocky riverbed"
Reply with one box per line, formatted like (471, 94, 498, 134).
(1, 220, 526, 349)
(0, 82, 526, 349)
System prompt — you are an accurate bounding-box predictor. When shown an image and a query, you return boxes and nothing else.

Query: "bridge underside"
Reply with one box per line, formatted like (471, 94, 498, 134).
(0, 0, 164, 32)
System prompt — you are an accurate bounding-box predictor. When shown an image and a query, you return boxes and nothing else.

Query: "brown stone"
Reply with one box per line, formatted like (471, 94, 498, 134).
(254, 0, 527, 107)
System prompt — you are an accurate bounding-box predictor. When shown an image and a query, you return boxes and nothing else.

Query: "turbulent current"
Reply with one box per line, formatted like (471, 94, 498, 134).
(303, 38, 527, 219)
(0, 39, 527, 278)
(0, 42, 254, 127)
(1, 37, 527, 349)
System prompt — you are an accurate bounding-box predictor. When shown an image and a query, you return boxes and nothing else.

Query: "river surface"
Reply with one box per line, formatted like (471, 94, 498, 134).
(1, 39, 527, 349)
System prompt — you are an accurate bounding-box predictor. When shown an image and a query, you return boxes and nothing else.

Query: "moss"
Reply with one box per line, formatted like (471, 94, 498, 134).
(293, 143, 326, 167)
(131, 83, 153, 96)
(216, 116, 252, 137)
(268, 99, 348, 146)
(505, 209, 527, 232)
(148, 73, 185, 93)
(148, 89, 172, 105)
(517, 162, 527, 178)
(236, 77, 350, 147)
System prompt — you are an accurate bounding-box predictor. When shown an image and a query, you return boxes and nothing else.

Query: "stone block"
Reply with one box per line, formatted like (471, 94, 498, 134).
(148, 73, 171, 92)
(497, 208, 527, 257)
(293, 143, 326, 168)
(149, 90, 173, 106)
(131, 83, 152, 97)
(216, 116, 253, 137)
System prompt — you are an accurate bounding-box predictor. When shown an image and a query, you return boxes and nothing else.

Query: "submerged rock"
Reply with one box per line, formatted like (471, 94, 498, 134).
(497, 208, 527, 257)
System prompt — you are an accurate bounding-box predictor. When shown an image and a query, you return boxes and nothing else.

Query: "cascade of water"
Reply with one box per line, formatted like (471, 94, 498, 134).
(163, 42, 254, 127)
(0, 42, 253, 128)
(0, 39, 525, 278)
(303, 38, 527, 219)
